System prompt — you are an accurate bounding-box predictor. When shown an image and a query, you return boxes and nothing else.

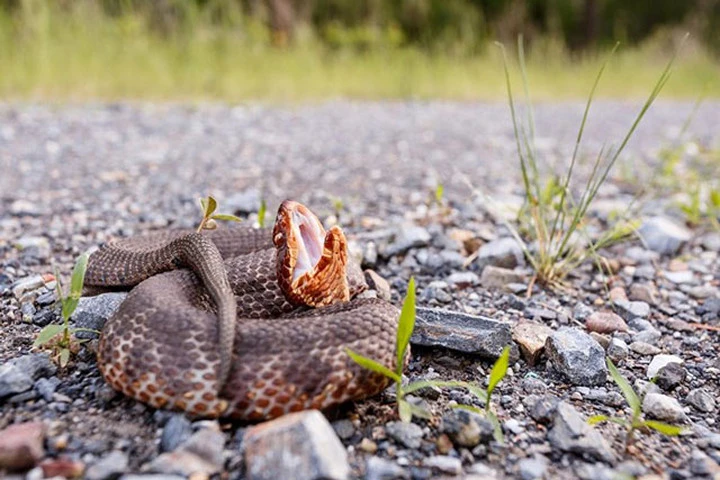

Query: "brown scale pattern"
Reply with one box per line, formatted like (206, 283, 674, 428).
(89, 211, 400, 420)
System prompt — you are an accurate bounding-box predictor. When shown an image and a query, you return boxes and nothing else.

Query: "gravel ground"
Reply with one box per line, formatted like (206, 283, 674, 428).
(1, 100, 719, 480)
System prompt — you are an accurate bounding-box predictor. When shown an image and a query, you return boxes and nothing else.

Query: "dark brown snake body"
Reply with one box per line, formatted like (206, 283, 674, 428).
(84, 202, 400, 420)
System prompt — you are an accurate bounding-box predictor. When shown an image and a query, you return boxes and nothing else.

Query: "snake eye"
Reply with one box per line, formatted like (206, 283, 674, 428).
(273, 232, 284, 244)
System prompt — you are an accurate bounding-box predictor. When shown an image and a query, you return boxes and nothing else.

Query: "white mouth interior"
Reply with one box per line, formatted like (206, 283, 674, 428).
(292, 210, 324, 281)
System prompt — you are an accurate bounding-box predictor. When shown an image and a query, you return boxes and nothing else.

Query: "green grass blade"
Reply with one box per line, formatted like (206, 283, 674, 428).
(548, 43, 618, 245)
(495, 42, 533, 206)
(34, 324, 65, 347)
(395, 276, 416, 376)
(212, 214, 242, 222)
(345, 348, 401, 383)
(69, 252, 89, 300)
(452, 404, 485, 415)
(607, 358, 641, 417)
(258, 199, 267, 228)
(643, 420, 684, 436)
(487, 346, 510, 398)
(408, 403, 433, 420)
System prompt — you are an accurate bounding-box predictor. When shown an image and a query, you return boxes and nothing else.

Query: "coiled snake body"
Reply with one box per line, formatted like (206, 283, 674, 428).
(85, 201, 400, 420)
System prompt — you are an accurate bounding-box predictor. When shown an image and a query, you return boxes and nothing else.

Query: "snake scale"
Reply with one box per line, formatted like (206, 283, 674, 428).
(84, 201, 400, 420)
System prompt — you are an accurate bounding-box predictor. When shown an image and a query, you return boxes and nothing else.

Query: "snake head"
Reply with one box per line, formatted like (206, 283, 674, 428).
(274, 200, 350, 307)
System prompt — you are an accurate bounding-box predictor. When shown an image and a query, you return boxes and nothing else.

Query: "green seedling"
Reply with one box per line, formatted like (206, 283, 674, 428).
(497, 35, 684, 289)
(34, 253, 97, 367)
(454, 345, 511, 443)
(588, 358, 684, 453)
(257, 199, 267, 228)
(197, 195, 242, 232)
(330, 196, 344, 222)
(434, 183, 444, 206)
(346, 277, 470, 422)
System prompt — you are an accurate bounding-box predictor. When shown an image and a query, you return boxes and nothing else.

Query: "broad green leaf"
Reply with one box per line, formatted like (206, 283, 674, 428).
(206, 196, 217, 216)
(71, 327, 101, 335)
(345, 348, 401, 383)
(212, 214, 242, 223)
(59, 348, 70, 367)
(258, 200, 267, 228)
(408, 403, 433, 420)
(643, 420, 684, 436)
(453, 404, 485, 415)
(587, 414, 610, 425)
(34, 324, 65, 346)
(487, 410, 504, 444)
(403, 379, 472, 395)
(62, 297, 79, 322)
(606, 358, 641, 417)
(70, 253, 89, 300)
(398, 399, 412, 423)
(487, 346, 510, 398)
(395, 277, 416, 376)
(199, 197, 207, 213)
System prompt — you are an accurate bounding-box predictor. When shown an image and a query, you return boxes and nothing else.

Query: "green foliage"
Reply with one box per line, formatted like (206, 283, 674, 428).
(588, 358, 685, 452)
(499, 36, 681, 288)
(434, 183, 444, 206)
(34, 253, 96, 367)
(453, 346, 511, 443)
(197, 195, 241, 232)
(257, 199, 267, 229)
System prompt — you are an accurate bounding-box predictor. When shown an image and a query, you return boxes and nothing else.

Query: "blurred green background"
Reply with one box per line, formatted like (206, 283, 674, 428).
(1, 0, 718, 101)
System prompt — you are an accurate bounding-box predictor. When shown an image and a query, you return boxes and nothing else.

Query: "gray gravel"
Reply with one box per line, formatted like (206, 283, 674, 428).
(1, 100, 719, 479)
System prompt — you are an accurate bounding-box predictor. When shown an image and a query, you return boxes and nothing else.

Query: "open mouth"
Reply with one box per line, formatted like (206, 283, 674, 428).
(291, 208, 325, 281)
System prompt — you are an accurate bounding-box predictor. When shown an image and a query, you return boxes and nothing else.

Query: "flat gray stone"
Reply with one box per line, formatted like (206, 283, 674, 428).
(613, 300, 650, 321)
(365, 457, 409, 480)
(411, 307, 512, 358)
(686, 389, 716, 413)
(385, 421, 423, 449)
(479, 265, 525, 289)
(86, 451, 129, 480)
(72, 293, 128, 339)
(545, 328, 607, 386)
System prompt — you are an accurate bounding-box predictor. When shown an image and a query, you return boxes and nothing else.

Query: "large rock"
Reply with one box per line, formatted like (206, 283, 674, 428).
(545, 328, 607, 386)
(479, 266, 525, 289)
(72, 292, 128, 339)
(244, 410, 350, 480)
(384, 224, 431, 257)
(144, 426, 225, 477)
(85, 451, 129, 480)
(411, 307, 512, 358)
(0, 422, 46, 471)
(548, 402, 615, 463)
(637, 217, 691, 255)
(642, 393, 687, 423)
(0, 353, 56, 399)
(475, 237, 525, 273)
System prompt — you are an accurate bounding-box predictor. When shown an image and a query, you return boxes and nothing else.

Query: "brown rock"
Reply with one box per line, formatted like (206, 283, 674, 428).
(585, 311, 629, 334)
(40, 457, 85, 478)
(608, 287, 628, 303)
(629, 283, 660, 305)
(512, 321, 553, 365)
(0, 422, 46, 471)
(364, 270, 391, 301)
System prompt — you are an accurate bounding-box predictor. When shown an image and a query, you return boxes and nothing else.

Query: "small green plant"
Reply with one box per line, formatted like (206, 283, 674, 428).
(498, 36, 683, 289)
(434, 183, 444, 206)
(454, 346, 511, 443)
(197, 195, 242, 232)
(257, 199, 267, 228)
(34, 253, 96, 367)
(330, 196, 344, 222)
(677, 181, 720, 229)
(588, 358, 684, 453)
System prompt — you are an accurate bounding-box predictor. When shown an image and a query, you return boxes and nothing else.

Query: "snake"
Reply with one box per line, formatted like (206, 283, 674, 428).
(84, 200, 400, 420)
